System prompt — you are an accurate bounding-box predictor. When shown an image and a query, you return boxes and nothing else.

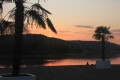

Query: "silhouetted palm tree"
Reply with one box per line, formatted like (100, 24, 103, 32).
(0, 19, 28, 35)
(0, 0, 56, 76)
(8, 3, 57, 33)
(0, 20, 13, 35)
(93, 26, 114, 61)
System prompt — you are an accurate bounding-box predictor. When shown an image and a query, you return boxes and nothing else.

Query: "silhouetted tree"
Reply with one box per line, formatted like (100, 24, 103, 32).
(0, 19, 28, 35)
(93, 26, 114, 61)
(0, 20, 13, 35)
(0, 0, 56, 76)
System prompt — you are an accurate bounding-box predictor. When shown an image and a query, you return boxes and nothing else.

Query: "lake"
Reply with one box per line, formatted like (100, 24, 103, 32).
(43, 57, 120, 66)
(0, 57, 120, 68)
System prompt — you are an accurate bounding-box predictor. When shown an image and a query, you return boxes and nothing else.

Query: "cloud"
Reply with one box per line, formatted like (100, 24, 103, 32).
(112, 29, 120, 32)
(58, 31, 71, 36)
(59, 31, 71, 33)
(74, 32, 82, 34)
(74, 31, 93, 35)
(62, 34, 71, 36)
(111, 29, 120, 36)
(74, 32, 86, 34)
(113, 33, 120, 36)
(74, 25, 94, 28)
(58, 34, 71, 36)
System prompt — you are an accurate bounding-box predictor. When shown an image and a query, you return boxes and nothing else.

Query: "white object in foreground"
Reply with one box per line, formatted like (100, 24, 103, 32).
(96, 60, 111, 69)
(0, 73, 36, 80)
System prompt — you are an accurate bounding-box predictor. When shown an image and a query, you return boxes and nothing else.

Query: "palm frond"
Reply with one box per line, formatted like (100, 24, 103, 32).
(0, 19, 29, 35)
(93, 26, 114, 41)
(0, 19, 12, 35)
(31, 3, 51, 14)
(8, 7, 16, 20)
(108, 35, 114, 39)
(107, 26, 110, 30)
(93, 33, 101, 40)
(25, 10, 46, 29)
(23, 23, 29, 33)
(0, 0, 15, 3)
(0, 0, 16, 18)
(0, 3, 3, 16)
(46, 18, 57, 33)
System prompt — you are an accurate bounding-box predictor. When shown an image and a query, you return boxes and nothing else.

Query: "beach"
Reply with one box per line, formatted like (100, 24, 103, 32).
(0, 65, 120, 80)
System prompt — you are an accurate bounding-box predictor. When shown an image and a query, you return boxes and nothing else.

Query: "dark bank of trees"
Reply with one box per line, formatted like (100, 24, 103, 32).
(0, 34, 120, 57)
(0, 34, 69, 55)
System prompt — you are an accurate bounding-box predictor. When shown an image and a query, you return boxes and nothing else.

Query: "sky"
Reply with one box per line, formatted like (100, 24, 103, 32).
(2, 0, 120, 45)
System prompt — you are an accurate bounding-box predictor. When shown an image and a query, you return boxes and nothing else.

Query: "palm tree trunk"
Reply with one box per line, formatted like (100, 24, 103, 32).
(12, 0, 24, 76)
(102, 37, 105, 61)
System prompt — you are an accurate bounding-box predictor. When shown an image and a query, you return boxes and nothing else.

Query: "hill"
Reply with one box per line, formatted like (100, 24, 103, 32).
(0, 34, 120, 58)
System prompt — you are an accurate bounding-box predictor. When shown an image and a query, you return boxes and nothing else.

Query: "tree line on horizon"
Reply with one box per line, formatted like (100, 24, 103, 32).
(0, 34, 119, 57)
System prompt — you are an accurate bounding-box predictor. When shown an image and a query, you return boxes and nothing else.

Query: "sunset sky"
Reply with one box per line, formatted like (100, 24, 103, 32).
(3, 0, 120, 44)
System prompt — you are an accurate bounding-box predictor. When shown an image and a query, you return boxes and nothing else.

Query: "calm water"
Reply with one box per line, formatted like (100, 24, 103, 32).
(43, 57, 120, 66)
(0, 57, 120, 68)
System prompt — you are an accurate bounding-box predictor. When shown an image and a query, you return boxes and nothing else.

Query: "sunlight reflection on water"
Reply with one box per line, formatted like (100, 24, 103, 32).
(44, 57, 120, 66)
(0, 57, 120, 68)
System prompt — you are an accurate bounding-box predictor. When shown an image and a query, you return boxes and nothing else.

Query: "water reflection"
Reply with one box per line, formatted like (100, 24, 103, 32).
(0, 57, 120, 68)
(110, 57, 120, 64)
(43, 59, 96, 66)
(44, 57, 120, 66)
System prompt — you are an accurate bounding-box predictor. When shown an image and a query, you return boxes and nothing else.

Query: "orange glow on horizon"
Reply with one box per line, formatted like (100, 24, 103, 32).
(29, 29, 120, 45)
(28, 24, 120, 45)
(43, 59, 96, 66)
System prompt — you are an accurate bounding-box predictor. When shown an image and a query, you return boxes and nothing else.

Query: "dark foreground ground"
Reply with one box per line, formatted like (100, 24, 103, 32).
(0, 65, 120, 80)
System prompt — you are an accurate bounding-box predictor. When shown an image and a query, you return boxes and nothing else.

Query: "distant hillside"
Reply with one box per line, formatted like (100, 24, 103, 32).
(68, 40, 120, 50)
(0, 34, 120, 58)
(67, 40, 120, 58)
(0, 34, 68, 55)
